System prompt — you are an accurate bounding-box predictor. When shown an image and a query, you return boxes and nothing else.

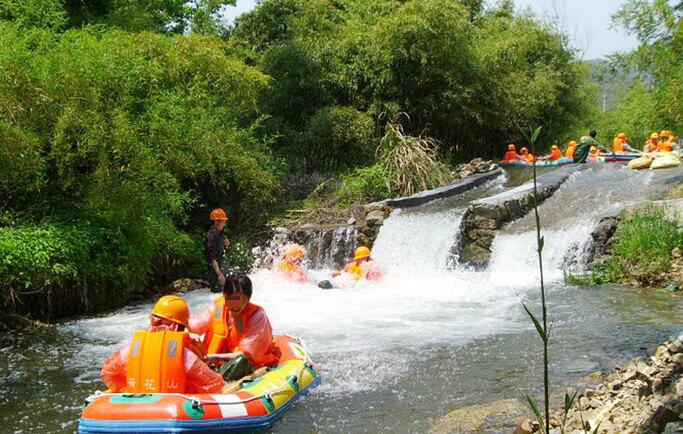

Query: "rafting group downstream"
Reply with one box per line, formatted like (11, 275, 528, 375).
(500, 129, 680, 167)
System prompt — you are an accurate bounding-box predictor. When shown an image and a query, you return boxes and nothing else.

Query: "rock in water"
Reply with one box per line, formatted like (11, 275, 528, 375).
(317, 280, 334, 290)
(429, 398, 526, 433)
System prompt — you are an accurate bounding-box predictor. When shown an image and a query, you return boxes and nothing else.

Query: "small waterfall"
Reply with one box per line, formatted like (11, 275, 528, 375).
(302, 225, 357, 269)
(372, 203, 467, 274)
(254, 225, 358, 271)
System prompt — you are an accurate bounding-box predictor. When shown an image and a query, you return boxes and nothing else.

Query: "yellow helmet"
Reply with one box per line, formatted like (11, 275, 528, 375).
(617, 132, 626, 139)
(650, 132, 660, 140)
(568, 140, 577, 147)
(660, 129, 672, 138)
(507, 144, 516, 151)
(353, 246, 371, 261)
(520, 147, 529, 153)
(551, 145, 559, 150)
(151, 295, 190, 328)
(285, 244, 306, 261)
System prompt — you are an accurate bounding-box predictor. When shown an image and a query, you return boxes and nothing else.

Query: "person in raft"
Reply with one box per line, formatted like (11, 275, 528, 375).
(333, 246, 383, 282)
(204, 208, 230, 293)
(519, 147, 536, 163)
(190, 275, 279, 382)
(573, 130, 609, 163)
(644, 132, 661, 153)
(612, 132, 640, 153)
(501, 144, 522, 162)
(565, 140, 578, 159)
(659, 129, 675, 152)
(100, 295, 225, 394)
(539, 144, 563, 161)
(278, 244, 309, 283)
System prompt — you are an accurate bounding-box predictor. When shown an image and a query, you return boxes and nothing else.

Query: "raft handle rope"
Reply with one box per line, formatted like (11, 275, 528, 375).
(85, 364, 310, 407)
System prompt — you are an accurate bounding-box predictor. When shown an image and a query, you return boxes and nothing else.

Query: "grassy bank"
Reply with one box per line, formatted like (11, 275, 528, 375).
(566, 205, 683, 289)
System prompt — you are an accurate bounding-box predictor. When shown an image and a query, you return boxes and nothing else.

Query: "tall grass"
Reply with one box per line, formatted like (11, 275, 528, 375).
(378, 121, 453, 197)
(565, 206, 683, 287)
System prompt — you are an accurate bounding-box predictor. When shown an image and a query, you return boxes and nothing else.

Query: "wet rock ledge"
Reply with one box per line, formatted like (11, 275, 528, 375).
(457, 164, 587, 267)
(517, 337, 683, 434)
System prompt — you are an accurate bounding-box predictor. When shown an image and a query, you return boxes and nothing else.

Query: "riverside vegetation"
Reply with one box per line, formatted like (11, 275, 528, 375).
(0, 1, 680, 321)
(0, 0, 596, 320)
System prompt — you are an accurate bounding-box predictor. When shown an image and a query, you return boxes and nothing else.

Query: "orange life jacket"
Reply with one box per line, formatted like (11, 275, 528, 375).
(126, 330, 187, 393)
(613, 138, 625, 152)
(202, 298, 278, 367)
(549, 149, 562, 161)
(278, 261, 307, 282)
(524, 153, 536, 163)
(565, 145, 577, 159)
(502, 151, 519, 161)
(644, 140, 659, 153)
(659, 140, 673, 152)
(343, 261, 365, 280)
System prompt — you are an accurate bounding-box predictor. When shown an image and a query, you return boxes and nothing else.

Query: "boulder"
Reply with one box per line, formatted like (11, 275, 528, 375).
(365, 210, 385, 226)
(628, 155, 654, 170)
(429, 399, 526, 433)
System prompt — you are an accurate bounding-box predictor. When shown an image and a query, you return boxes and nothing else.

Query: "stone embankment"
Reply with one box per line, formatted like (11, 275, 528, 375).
(515, 337, 683, 434)
(457, 164, 587, 266)
(262, 159, 501, 267)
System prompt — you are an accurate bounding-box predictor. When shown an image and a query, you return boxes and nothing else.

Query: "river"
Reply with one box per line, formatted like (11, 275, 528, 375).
(1, 164, 681, 433)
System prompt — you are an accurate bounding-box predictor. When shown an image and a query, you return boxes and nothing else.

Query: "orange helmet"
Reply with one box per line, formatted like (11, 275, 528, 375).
(617, 132, 626, 139)
(650, 132, 659, 140)
(285, 244, 306, 261)
(353, 246, 371, 261)
(568, 140, 577, 147)
(151, 295, 190, 328)
(507, 144, 516, 151)
(210, 208, 228, 221)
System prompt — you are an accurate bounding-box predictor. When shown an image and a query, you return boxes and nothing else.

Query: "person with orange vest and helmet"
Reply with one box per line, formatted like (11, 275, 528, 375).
(659, 129, 675, 153)
(502, 144, 522, 162)
(519, 147, 536, 163)
(612, 132, 639, 153)
(190, 275, 279, 381)
(277, 244, 309, 283)
(644, 132, 660, 153)
(333, 246, 383, 282)
(565, 141, 578, 159)
(546, 145, 563, 161)
(205, 208, 231, 293)
(100, 295, 224, 394)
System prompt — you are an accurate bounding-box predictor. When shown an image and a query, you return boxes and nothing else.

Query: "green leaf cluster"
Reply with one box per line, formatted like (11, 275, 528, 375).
(232, 0, 593, 164)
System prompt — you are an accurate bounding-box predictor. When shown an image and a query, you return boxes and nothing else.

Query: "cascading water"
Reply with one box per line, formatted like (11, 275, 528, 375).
(3, 165, 682, 434)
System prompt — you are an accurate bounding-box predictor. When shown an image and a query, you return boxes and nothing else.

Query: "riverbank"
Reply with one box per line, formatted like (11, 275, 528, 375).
(513, 335, 683, 434)
(567, 195, 683, 291)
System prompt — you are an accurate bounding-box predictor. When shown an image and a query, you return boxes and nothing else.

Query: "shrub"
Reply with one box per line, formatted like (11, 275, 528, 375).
(336, 164, 392, 206)
(302, 106, 375, 171)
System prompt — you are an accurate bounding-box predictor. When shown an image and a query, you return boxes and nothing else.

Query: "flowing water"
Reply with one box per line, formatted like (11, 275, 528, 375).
(2, 165, 682, 433)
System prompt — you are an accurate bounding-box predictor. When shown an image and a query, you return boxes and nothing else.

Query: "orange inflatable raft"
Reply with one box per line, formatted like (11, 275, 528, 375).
(78, 335, 320, 433)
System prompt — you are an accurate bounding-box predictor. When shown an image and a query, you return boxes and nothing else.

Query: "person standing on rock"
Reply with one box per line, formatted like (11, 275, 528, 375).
(205, 208, 230, 293)
(573, 130, 609, 163)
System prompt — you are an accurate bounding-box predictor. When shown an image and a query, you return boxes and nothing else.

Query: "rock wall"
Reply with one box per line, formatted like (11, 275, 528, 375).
(456, 164, 586, 267)
(516, 336, 683, 434)
(255, 202, 393, 269)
